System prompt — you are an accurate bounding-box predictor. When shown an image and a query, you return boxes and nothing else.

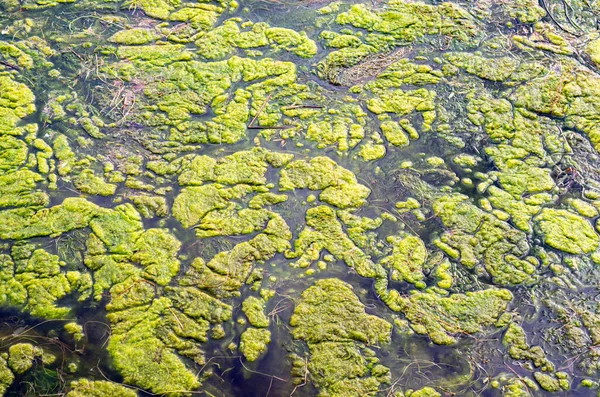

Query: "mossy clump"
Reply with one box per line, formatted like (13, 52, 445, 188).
(242, 296, 269, 327)
(89, 204, 143, 255)
(366, 89, 436, 132)
(291, 278, 391, 344)
(534, 209, 598, 254)
(73, 169, 117, 196)
(66, 379, 137, 397)
(290, 279, 392, 396)
(445, 53, 519, 82)
(279, 157, 370, 208)
(503, 323, 553, 370)
(286, 206, 385, 278)
(195, 20, 316, 59)
(0, 357, 13, 395)
(64, 322, 84, 342)
(109, 28, 159, 45)
(178, 148, 293, 186)
(8, 343, 53, 374)
(378, 287, 513, 345)
(432, 194, 537, 285)
(180, 224, 291, 298)
(586, 38, 600, 68)
(0, 74, 36, 135)
(172, 185, 229, 229)
(106, 292, 207, 395)
(0, 198, 101, 240)
(335, 1, 478, 43)
(239, 327, 271, 362)
(0, 169, 48, 208)
(1, 246, 87, 318)
(380, 235, 427, 288)
(533, 372, 569, 392)
(130, 195, 168, 218)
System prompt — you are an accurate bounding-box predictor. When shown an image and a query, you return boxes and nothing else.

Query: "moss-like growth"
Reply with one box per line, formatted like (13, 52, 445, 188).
(0, 198, 101, 240)
(0, 75, 36, 135)
(109, 28, 159, 45)
(179, 148, 293, 186)
(239, 327, 271, 361)
(534, 209, 598, 254)
(503, 323, 553, 370)
(248, 192, 287, 209)
(130, 195, 168, 218)
(242, 296, 269, 327)
(0, 357, 13, 395)
(66, 379, 137, 397)
(291, 278, 391, 344)
(64, 322, 84, 342)
(286, 206, 385, 278)
(172, 185, 228, 228)
(586, 38, 600, 68)
(279, 157, 370, 208)
(1, 246, 86, 318)
(180, 224, 291, 298)
(106, 293, 206, 395)
(8, 343, 53, 374)
(335, 1, 478, 43)
(291, 279, 392, 396)
(90, 204, 143, 254)
(73, 169, 117, 196)
(433, 194, 536, 285)
(366, 89, 436, 132)
(533, 372, 569, 392)
(445, 53, 519, 82)
(380, 235, 427, 288)
(0, 170, 48, 208)
(378, 287, 512, 345)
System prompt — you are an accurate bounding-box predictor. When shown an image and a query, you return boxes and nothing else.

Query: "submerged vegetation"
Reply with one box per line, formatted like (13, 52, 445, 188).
(1, 0, 600, 395)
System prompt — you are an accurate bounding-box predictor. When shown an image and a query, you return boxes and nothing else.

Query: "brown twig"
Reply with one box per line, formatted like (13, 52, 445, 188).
(0, 60, 20, 71)
(248, 94, 272, 128)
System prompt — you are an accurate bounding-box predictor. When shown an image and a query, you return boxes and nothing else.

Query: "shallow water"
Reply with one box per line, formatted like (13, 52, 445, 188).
(1, 0, 600, 395)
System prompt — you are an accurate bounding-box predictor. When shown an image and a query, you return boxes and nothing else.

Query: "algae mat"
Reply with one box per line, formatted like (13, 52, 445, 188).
(2, 0, 600, 395)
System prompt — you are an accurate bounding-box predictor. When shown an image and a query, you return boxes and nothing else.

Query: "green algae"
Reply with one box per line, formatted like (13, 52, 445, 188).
(286, 206, 385, 278)
(239, 327, 270, 361)
(195, 20, 316, 59)
(0, 357, 13, 395)
(180, 226, 291, 298)
(242, 296, 269, 327)
(279, 156, 371, 208)
(291, 278, 391, 344)
(66, 379, 137, 397)
(445, 53, 519, 82)
(7, 342, 54, 374)
(2, 0, 600, 395)
(380, 234, 427, 288)
(0, 75, 36, 135)
(0, 246, 90, 318)
(0, 169, 48, 208)
(432, 194, 537, 285)
(0, 197, 100, 240)
(73, 169, 117, 196)
(376, 285, 513, 345)
(335, 1, 478, 43)
(534, 209, 599, 255)
(130, 195, 168, 218)
(109, 28, 159, 45)
(503, 323, 553, 370)
(291, 279, 392, 396)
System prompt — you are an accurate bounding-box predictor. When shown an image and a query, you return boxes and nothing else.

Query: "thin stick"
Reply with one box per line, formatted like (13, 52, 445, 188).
(248, 94, 272, 128)
(168, 308, 184, 331)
